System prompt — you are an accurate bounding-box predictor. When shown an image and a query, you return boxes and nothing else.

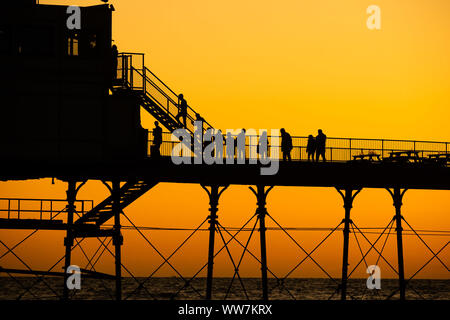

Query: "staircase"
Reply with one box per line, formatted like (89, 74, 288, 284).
(75, 52, 212, 227)
(113, 52, 214, 135)
(75, 52, 213, 227)
(75, 180, 157, 226)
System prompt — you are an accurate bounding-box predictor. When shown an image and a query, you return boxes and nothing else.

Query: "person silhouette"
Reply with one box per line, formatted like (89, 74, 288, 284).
(176, 94, 188, 128)
(306, 134, 316, 161)
(236, 129, 246, 162)
(226, 132, 235, 161)
(280, 128, 293, 161)
(204, 127, 215, 158)
(152, 121, 163, 157)
(192, 113, 206, 135)
(215, 129, 223, 160)
(258, 131, 269, 160)
(192, 112, 204, 126)
(315, 129, 327, 162)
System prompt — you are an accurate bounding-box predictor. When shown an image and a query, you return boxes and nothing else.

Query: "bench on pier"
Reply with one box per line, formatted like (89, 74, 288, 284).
(352, 153, 381, 162)
(427, 153, 450, 165)
(385, 150, 421, 163)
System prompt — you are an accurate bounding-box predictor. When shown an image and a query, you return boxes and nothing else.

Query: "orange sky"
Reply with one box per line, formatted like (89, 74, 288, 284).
(0, 0, 449, 281)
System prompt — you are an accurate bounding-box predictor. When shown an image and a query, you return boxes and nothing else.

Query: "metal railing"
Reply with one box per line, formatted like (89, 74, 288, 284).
(115, 53, 449, 165)
(116, 52, 214, 135)
(0, 198, 94, 221)
(147, 132, 449, 164)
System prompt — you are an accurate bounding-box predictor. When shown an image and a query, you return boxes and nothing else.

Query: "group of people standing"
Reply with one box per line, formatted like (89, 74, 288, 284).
(279, 129, 327, 162)
(156, 92, 329, 163)
(306, 129, 327, 162)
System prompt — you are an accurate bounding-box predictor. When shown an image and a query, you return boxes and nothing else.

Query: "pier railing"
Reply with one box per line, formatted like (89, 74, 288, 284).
(147, 132, 449, 164)
(0, 198, 94, 221)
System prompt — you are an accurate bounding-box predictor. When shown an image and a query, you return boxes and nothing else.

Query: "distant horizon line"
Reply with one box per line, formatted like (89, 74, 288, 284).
(1, 276, 448, 280)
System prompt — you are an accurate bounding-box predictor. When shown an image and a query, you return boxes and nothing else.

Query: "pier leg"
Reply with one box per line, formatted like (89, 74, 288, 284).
(63, 180, 77, 300)
(387, 188, 407, 300)
(250, 185, 274, 301)
(202, 184, 229, 300)
(336, 187, 361, 300)
(112, 180, 123, 301)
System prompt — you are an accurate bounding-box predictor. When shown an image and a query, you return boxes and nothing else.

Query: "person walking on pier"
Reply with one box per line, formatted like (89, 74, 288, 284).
(215, 129, 224, 160)
(237, 129, 246, 163)
(192, 113, 205, 130)
(226, 132, 235, 161)
(152, 121, 163, 157)
(306, 135, 316, 161)
(257, 131, 269, 160)
(315, 129, 327, 162)
(176, 94, 188, 128)
(280, 128, 293, 161)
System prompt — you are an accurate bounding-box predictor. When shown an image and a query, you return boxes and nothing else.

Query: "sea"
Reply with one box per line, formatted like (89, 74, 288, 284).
(0, 277, 448, 300)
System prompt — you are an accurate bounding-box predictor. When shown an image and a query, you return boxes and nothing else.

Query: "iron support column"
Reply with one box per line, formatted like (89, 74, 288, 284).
(202, 184, 228, 300)
(112, 180, 123, 301)
(63, 180, 77, 300)
(388, 187, 407, 300)
(336, 187, 361, 300)
(250, 184, 274, 301)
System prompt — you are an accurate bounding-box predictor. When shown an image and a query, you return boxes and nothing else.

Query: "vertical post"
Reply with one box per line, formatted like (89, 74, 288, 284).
(250, 184, 273, 300)
(341, 189, 352, 301)
(206, 185, 219, 300)
(258, 186, 268, 300)
(112, 180, 123, 301)
(142, 55, 146, 93)
(130, 55, 133, 88)
(63, 180, 77, 300)
(388, 187, 407, 300)
(143, 67, 146, 93)
(202, 184, 228, 300)
(336, 187, 361, 300)
(122, 55, 126, 84)
(349, 138, 352, 161)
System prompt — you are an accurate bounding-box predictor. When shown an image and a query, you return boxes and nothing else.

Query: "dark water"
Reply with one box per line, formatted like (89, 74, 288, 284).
(0, 277, 448, 300)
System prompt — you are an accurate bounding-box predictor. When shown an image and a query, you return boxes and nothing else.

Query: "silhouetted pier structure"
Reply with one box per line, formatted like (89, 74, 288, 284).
(0, 1, 448, 301)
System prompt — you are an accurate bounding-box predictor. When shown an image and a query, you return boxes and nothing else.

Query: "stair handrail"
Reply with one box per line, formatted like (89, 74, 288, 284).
(118, 52, 214, 133)
(135, 67, 215, 133)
